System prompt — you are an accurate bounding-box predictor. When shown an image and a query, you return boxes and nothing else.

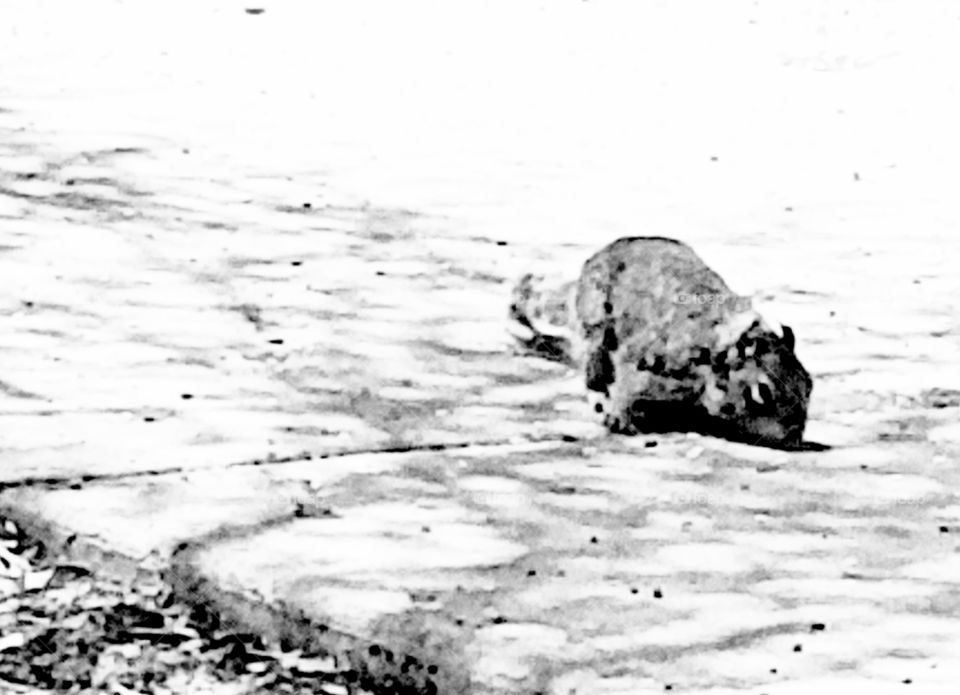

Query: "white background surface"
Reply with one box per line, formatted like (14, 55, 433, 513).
(5, 0, 959, 239)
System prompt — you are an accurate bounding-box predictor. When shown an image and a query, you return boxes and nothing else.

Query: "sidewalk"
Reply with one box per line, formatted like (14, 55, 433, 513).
(3, 116, 960, 693)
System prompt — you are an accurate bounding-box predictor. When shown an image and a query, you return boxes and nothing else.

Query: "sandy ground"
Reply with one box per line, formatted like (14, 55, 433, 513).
(2, 1, 960, 693)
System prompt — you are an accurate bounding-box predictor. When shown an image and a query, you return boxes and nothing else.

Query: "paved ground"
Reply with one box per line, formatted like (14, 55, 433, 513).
(2, 114, 960, 694)
(4, 2, 960, 691)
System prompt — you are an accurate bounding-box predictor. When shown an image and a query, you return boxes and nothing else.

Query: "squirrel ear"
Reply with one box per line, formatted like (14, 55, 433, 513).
(782, 325, 795, 352)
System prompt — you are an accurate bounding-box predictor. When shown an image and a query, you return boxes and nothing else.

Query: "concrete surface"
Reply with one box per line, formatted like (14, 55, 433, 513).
(3, 1, 960, 693)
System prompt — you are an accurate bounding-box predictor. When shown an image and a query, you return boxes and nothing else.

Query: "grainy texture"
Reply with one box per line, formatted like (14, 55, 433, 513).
(3, 2, 960, 692)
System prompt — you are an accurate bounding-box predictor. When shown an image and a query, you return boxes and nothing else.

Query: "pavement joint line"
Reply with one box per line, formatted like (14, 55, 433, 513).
(169, 507, 314, 565)
(0, 433, 584, 493)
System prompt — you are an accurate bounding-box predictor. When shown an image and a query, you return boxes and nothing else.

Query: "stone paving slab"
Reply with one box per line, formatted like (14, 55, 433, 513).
(0, 125, 578, 485)
(6, 426, 960, 693)
(3, 113, 960, 695)
(180, 431, 960, 694)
